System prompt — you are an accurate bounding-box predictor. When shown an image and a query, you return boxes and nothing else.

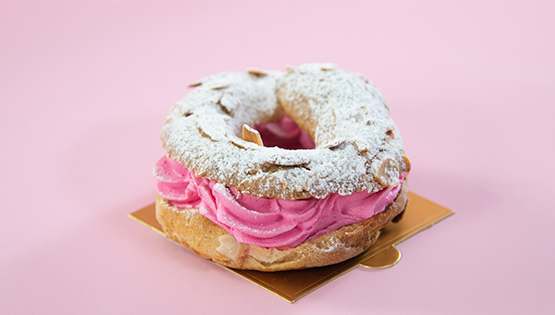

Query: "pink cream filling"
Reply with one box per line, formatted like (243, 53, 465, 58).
(155, 116, 405, 249)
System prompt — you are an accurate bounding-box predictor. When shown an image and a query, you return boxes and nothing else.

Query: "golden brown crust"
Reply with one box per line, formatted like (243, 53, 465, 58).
(155, 181, 409, 271)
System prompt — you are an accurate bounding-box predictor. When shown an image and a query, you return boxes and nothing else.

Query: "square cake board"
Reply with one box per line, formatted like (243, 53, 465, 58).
(129, 191, 454, 303)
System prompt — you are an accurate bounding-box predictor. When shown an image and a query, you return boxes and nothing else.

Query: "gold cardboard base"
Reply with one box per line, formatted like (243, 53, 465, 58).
(129, 192, 454, 303)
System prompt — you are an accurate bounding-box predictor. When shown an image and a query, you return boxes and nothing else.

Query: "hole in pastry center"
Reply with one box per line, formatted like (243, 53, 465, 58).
(254, 116, 315, 150)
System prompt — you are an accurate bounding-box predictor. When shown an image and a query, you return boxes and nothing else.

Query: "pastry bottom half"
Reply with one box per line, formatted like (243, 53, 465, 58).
(155, 181, 408, 272)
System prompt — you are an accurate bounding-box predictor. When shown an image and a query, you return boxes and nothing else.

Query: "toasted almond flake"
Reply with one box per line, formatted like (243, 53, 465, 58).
(188, 81, 202, 87)
(247, 69, 268, 77)
(211, 84, 229, 90)
(402, 155, 412, 173)
(376, 158, 399, 186)
(216, 234, 247, 261)
(386, 129, 395, 139)
(230, 135, 260, 150)
(242, 124, 264, 146)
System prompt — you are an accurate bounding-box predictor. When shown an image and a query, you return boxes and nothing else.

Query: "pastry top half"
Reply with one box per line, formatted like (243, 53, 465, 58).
(161, 63, 410, 200)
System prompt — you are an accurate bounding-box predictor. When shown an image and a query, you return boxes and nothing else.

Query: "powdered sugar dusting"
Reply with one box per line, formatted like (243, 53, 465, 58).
(161, 64, 410, 200)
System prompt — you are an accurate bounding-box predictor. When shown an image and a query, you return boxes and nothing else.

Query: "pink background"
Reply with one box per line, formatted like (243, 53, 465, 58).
(1, 1, 554, 314)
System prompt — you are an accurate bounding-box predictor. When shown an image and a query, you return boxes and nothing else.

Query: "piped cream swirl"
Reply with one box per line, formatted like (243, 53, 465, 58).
(155, 156, 404, 249)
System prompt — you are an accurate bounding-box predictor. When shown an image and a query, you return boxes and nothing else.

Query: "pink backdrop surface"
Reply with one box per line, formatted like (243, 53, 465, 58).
(1, 1, 554, 314)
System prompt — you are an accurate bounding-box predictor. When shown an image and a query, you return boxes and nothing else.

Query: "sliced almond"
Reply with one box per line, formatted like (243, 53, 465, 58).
(211, 84, 229, 90)
(386, 129, 395, 139)
(376, 158, 399, 186)
(230, 136, 259, 150)
(197, 108, 227, 141)
(247, 69, 268, 77)
(402, 155, 412, 173)
(188, 81, 202, 87)
(219, 92, 238, 116)
(242, 124, 264, 146)
(216, 234, 247, 261)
